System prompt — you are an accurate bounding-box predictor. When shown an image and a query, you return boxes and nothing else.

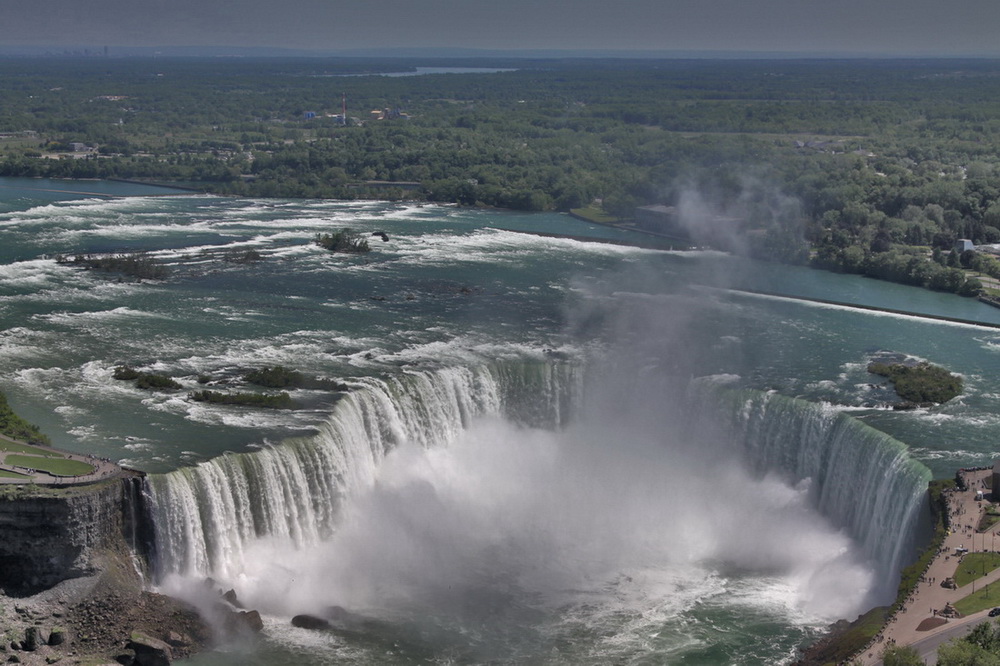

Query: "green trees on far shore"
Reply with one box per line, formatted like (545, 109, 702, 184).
(812, 247, 983, 297)
(9, 57, 1000, 297)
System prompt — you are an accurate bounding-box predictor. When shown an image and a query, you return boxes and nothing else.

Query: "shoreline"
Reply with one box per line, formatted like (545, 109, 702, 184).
(806, 467, 1000, 665)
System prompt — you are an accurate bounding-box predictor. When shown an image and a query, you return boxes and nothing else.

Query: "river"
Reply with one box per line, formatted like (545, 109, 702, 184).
(2, 178, 999, 663)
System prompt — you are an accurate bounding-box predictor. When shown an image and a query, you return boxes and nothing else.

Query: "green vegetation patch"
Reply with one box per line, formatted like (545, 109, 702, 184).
(797, 605, 889, 665)
(0, 439, 60, 458)
(314, 229, 370, 254)
(188, 390, 295, 409)
(4, 454, 95, 477)
(953, 552, 1000, 588)
(867, 360, 963, 405)
(954, 579, 1000, 617)
(0, 468, 31, 479)
(243, 366, 348, 391)
(570, 206, 621, 225)
(980, 505, 1000, 532)
(0, 391, 50, 445)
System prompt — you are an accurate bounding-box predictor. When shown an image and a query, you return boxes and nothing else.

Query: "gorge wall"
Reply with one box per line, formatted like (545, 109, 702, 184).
(0, 473, 148, 594)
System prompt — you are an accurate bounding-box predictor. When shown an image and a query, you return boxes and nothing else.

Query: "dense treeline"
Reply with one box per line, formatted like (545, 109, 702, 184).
(6, 57, 1000, 294)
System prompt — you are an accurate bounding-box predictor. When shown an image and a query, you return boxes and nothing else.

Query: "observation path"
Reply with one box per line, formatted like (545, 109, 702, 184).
(0, 433, 122, 486)
(859, 467, 1000, 665)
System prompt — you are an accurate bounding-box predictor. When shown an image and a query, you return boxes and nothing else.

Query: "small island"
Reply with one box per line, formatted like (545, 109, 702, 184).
(867, 359, 963, 406)
(113, 365, 183, 390)
(243, 365, 348, 391)
(188, 389, 295, 409)
(314, 228, 371, 253)
(56, 252, 169, 280)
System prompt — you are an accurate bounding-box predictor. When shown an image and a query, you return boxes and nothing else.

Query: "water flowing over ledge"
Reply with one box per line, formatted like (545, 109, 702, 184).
(145, 361, 582, 581)
(721, 389, 933, 602)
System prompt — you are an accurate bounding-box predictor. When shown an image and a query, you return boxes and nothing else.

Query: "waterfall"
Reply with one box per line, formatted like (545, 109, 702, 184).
(145, 362, 930, 611)
(145, 362, 582, 582)
(720, 389, 932, 599)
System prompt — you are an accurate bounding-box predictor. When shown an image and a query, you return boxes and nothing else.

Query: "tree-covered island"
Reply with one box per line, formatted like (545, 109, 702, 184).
(867, 359, 963, 407)
(7, 56, 1000, 296)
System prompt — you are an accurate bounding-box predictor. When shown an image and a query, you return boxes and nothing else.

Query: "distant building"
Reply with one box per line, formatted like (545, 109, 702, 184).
(955, 239, 975, 253)
(369, 108, 410, 121)
(303, 111, 317, 119)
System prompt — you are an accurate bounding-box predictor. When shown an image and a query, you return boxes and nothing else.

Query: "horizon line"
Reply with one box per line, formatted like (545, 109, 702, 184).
(2, 45, 1000, 60)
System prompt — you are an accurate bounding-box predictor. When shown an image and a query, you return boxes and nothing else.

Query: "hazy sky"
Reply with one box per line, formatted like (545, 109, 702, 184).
(3, 0, 999, 56)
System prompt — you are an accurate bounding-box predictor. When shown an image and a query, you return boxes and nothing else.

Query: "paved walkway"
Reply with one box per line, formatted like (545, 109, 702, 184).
(857, 467, 1000, 665)
(0, 433, 121, 486)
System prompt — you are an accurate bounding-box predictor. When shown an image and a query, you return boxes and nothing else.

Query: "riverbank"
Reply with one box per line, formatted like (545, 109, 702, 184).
(848, 468, 998, 665)
(0, 546, 210, 666)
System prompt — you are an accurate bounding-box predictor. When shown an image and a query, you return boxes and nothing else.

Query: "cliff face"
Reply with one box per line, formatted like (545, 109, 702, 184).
(0, 475, 147, 594)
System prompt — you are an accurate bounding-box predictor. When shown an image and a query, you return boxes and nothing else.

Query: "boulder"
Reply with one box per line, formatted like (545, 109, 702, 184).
(47, 629, 66, 646)
(224, 609, 263, 635)
(127, 631, 173, 666)
(222, 589, 243, 609)
(21, 627, 43, 652)
(291, 614, 330, 630)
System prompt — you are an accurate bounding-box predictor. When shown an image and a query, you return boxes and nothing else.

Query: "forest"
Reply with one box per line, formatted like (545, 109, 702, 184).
(4, 56, 1000, 295)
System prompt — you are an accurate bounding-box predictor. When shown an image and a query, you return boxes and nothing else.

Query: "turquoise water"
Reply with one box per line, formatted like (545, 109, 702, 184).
(3, 178, 1000, 663)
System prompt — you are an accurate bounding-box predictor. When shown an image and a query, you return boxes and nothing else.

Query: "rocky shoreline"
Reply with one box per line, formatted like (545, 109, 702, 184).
(0, 546, 211, 666)
(0, 470, 269, 665)
(0, 547, 270, 665)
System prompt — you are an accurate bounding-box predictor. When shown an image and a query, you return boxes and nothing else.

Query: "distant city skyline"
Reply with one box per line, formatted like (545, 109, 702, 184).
(2, 0, 999, 57)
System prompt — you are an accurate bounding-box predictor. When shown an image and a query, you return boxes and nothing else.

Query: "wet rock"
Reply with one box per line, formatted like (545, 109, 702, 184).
(235, 610, 263, 634)
(221, 589, 243, 608)
(127, 631, 172, 666)
(291, 614, 330, 630)
(218, 606, 264, 635)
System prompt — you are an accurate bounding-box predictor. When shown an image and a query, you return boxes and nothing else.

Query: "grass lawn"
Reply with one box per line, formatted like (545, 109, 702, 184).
(0, 468, 31, 479)
(4, 454, 95, 477)
(570, 205, 621, 225)
(0, 439, 60, 458)
(981, 512, 1000, 532)
(955, 578, 1000, 616)
(954, 552, 1000, 588)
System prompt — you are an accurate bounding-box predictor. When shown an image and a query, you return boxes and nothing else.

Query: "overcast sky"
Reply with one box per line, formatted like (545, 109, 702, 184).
(2, 0, 999, 56)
